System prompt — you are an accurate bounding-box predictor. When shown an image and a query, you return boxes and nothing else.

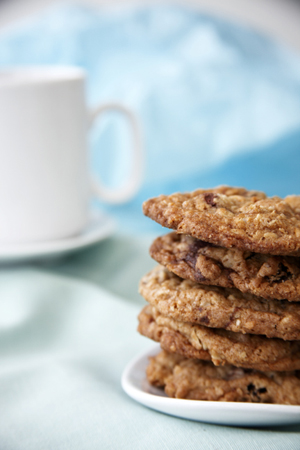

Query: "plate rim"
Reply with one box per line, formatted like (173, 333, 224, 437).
(0, 209, 116, 260)
(122, 344, 300, 426)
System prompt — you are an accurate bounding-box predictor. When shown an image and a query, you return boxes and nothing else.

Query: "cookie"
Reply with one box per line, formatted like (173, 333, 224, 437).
(139, 266, 300, 340)
(138, 304, 211, 361)
(143, 186, 300, 256)
(150, 232, 300, 302)
(138, 305, 300, 371)
(147, 350, 300, 404)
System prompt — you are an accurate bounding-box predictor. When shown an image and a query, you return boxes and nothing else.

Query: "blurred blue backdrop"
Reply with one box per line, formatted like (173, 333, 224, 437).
(1, 4, 300, 232)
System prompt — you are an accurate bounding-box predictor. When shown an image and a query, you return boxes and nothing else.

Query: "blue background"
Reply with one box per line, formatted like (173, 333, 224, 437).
(1, 4, 300, 231)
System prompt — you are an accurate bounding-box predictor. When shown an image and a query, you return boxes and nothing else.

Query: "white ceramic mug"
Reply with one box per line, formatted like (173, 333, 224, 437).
(0, 66, 143, 244)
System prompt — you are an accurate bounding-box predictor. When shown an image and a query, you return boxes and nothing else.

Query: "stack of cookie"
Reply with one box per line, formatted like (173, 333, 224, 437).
(138, 186, 300, 404)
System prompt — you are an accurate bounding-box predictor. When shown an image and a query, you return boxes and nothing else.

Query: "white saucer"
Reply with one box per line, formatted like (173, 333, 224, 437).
(122, 344, 300, 427)
(0, 209, 116, 262)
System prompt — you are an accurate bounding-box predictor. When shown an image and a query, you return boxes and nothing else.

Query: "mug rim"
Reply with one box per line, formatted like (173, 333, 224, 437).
(0, 65, 86, 88)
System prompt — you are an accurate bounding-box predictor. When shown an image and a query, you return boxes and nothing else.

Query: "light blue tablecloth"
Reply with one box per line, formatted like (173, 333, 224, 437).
(0, 236, 299, 450)
(0, 4, 300, 448)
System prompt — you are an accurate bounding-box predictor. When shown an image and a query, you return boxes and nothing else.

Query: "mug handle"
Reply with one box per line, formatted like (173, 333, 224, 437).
(88, 103, 143, 204)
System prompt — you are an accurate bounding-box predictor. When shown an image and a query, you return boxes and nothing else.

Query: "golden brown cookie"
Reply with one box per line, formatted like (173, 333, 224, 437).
(143, 186, 300, 256)
(139, 266, 300, 340)
(147, 350, 300, 404)
(150, 232, 300, 302)
(138, 305, 300, 371)
(138, 304, 211, 361)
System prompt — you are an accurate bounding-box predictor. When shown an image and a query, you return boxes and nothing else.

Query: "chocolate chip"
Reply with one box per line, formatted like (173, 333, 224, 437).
(204, 193, 218, 207)
(185, 252, 197, 268)
(184, 240, 208, 280)
(194, 272, 207, 282)
(190, 239, 211, 252)
(247, 383, 255, 392)
(258, 387, 267, 394)
(200, 316, 210, 325)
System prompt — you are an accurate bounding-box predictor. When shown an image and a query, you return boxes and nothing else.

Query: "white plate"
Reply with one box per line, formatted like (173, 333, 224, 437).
(122, 344, 300, 427)
(0, 209, 116, 262)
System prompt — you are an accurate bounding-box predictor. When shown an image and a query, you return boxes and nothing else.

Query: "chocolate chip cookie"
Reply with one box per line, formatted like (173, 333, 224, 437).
(150, 233, 300, 302)
(147, 350, 300, 404)
(143, 186, 300, 256)
(138, 305, 300, 371)
(139, 266, 300, 340)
